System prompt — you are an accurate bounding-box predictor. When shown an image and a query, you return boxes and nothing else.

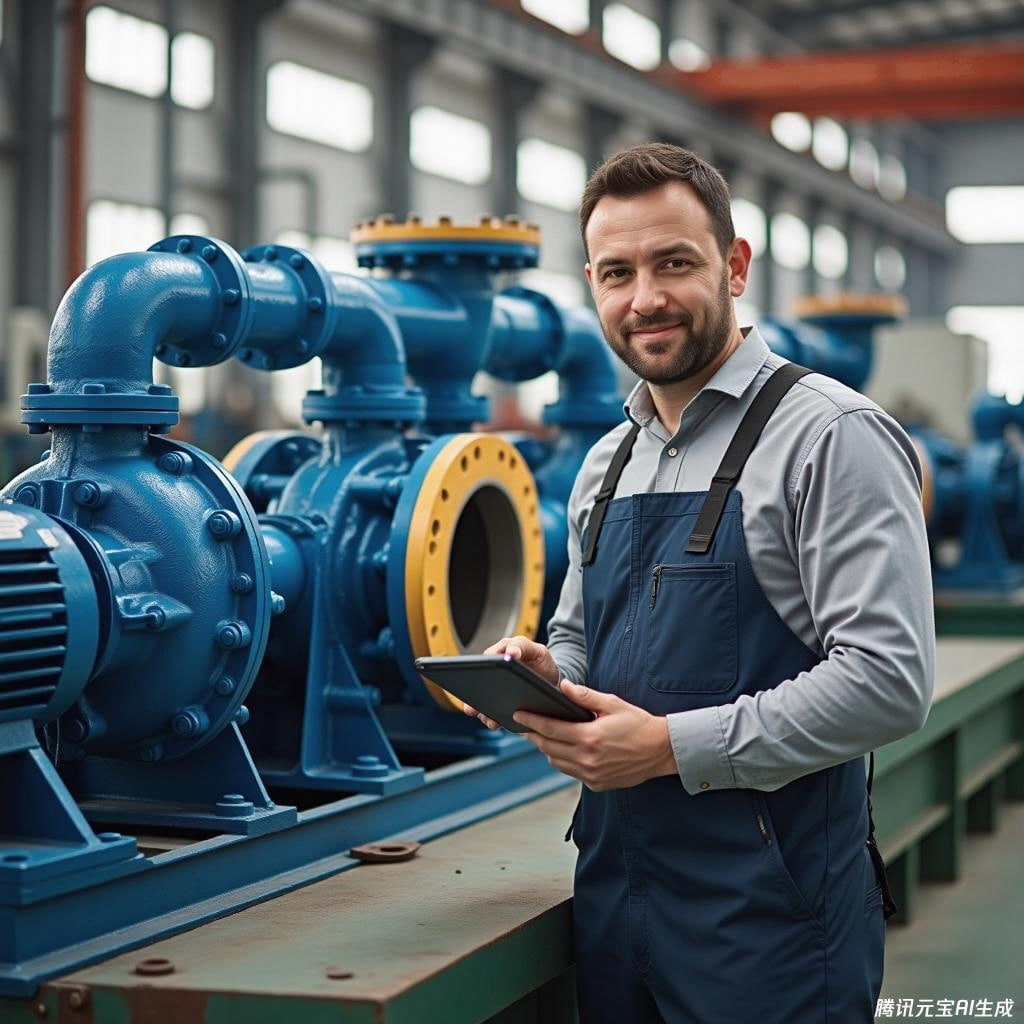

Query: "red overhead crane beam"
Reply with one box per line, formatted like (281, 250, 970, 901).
(676, 43, 1024, 121)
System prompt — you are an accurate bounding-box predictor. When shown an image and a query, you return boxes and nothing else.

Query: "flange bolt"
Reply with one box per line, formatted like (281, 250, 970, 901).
(158, 451, 192, 476)
(207, 509, 242, 539)
(216, 620, 252, 649)
(172, 706, 209, 737)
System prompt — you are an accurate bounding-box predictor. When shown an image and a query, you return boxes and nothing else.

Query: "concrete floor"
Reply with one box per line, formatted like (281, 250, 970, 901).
(880, 801, 1024, 1015)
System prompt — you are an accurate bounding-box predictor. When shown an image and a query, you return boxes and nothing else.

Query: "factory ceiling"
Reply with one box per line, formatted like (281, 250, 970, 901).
(743, 0, 1024, 49)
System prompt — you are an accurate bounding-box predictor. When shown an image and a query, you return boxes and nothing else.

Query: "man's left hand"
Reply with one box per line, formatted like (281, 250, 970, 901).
(513, 681, 678, 791)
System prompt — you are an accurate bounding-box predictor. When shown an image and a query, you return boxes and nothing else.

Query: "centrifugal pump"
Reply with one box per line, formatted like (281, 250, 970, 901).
(221, 217, 623, 793)
(762, 295, 1024, 592)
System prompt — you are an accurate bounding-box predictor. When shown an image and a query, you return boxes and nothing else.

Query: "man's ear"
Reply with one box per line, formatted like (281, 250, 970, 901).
(727, 238, 752, 298)
(584, 262, 594, 290)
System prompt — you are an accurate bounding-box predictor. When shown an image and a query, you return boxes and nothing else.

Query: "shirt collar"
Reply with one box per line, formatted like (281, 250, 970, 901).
(623, 325, 771, 428)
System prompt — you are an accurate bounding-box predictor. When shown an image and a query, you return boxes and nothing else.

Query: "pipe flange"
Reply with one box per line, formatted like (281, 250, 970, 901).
(21, 383, 179, 435)
(302, 386, 426, 427)
(389, 434, 545, 712)
(238, 244, 334, 370)
(352, 215, 541, 271)
(147, 236, 253, 367)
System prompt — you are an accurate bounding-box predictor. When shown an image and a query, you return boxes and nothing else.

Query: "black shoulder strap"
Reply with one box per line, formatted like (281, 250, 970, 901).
(685, 362, 812, 555)
(581, 422, 641, 567)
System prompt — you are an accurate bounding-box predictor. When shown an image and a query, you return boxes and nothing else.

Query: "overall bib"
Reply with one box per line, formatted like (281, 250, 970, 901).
(572, 364, 887, 1024)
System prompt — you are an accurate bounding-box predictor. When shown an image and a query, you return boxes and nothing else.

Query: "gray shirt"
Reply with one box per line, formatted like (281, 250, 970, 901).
(546, 326, 935, 795)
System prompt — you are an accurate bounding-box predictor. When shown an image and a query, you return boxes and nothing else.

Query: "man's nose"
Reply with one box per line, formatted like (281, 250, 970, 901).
(630, 272, 668, 316)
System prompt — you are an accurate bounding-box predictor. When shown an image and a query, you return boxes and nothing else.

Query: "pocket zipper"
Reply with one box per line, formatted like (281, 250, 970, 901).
(649, 565, 663, 609)
(756, 813, 772, 846)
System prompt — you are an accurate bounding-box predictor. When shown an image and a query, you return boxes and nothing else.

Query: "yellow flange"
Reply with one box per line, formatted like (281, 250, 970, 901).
(222, 430, 282, 474)
(404, 434, 545, 712)
(351, 214, 541, 248)
(791, 293, 907, 319)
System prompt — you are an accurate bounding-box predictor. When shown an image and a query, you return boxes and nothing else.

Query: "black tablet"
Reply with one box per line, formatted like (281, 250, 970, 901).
(414, 654, 595, 733)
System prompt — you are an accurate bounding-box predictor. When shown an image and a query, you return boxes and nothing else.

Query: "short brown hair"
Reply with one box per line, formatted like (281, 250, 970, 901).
(580, 143, 735, 258)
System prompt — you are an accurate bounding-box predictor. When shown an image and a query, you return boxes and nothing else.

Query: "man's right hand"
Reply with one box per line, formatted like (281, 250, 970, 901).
(461, 635, 560, 730)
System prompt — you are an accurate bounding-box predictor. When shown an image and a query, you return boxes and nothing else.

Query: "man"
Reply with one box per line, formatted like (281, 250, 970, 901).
(470, 143, 934, 1023)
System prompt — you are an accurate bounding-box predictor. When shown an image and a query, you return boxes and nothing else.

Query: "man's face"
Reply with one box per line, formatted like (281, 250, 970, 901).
(584, 181, 749, 385)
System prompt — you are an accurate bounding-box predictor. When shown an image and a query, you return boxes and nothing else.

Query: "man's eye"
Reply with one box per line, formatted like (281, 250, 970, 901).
(603, 268, 629, 281)
(666, 258, 690, 269)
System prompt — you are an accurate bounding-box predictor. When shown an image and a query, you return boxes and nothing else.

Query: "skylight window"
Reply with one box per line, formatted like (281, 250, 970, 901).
(878, 154, 907, 202)
(771, 112, 812, 153)
(849, 137, 880, 190)
(874, 245, 906, 289)
(813, 224, 848, 280)
(946, 186, 1024, 244)
(771, 212, 810, 271)
(521, 0, 589, 34)
(602, 4, 662, 71)
(812, 118, 848, 172)
(266, 61, 373, 152)
(410, 107, 492, 186)
(517, 138, 587, 212)
(731, 198, 766, 258)
(668, 37, 710, 72)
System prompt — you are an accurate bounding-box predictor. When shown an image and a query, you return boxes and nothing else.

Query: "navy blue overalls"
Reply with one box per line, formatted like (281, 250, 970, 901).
(571, 364, 889, 1024)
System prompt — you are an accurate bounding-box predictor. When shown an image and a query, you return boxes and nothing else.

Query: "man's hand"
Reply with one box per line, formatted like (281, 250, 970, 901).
(513, 681, 678, 791)
(461, 635, 561, 730)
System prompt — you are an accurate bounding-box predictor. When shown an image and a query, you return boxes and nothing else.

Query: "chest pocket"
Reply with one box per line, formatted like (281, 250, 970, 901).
(644, 562, 738, 693)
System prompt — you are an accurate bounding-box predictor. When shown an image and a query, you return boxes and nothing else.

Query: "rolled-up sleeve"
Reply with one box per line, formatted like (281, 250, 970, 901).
(670, 408, 935, 795)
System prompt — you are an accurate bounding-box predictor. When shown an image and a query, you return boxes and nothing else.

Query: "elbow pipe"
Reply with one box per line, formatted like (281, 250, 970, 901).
(231, 244, 425, 429)
(487, 287, 621, 429)
(25, 237, 254, 435)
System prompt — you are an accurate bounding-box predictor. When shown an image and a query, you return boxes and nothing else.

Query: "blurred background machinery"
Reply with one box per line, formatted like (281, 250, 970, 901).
(0, 0, 1023, 1019)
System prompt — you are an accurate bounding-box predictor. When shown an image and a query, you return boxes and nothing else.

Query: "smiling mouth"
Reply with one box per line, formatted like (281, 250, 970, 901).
(629, 322, 683, 342)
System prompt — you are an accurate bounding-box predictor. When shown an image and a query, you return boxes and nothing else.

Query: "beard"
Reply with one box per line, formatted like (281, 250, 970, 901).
(604, 269, 734, 386)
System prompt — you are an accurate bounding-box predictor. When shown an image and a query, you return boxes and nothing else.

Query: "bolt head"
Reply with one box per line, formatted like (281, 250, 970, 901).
(202, 244, 218, 262)
(15, 485, 39, 507)
(264, 246, 278, 261)
(158, 451, 189, 476)
(289, 253, 305, 269)
(215, 675, 236, 696)
(212, 331, 228, 350)
(223, 288, 241, 306)
(176, 238, 192, 254)
(231, 572, 254, 594)
(307, 296, 324, 314)
(72, 481, 101, 507)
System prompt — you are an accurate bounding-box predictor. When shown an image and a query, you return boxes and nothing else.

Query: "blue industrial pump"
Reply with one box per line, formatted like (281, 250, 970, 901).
(761, 296, 1024, 592)
(0, 220, 620, 993)
(218, 216, 622, 792)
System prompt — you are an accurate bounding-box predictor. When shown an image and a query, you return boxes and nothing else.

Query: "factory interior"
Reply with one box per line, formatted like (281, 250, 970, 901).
(0, 0, 1023, 1019)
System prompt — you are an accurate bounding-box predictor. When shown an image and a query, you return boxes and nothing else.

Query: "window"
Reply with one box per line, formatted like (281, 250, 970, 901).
(874, 245, 905, 290)
(771, 112, 812, 153)
(86, 7, 214, 108)
(947, 306, 1024, 402)
(668, 37, 710, 72)
(521, 0, 588, 34)
(812, 224, 848, 280)
(171, 32, 215, 110)
(878, 154, 907, 202)
(266, 61, 373, 152)
(517, 138, 587, 212)
(946, 186, 1024, 244)
(849, 137, 879, 190)
(770, 212, 810, 271)
(169, 212, 211, 237)
(812, 118, 848, 172)
(731, 198, 766, 258)
(410, 107, 491, 186)
(602, 4, 661, 71)
(86, 6, 167, 98)
(86, 199, 165, 268)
